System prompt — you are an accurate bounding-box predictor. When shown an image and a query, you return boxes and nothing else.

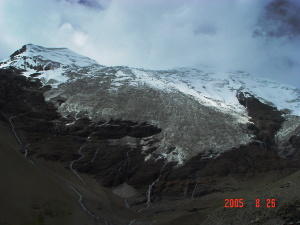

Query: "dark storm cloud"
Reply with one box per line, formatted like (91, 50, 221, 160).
(255, 0, 300, 38)
(65, 0, 105, 10)
(252, 0, 300, 87)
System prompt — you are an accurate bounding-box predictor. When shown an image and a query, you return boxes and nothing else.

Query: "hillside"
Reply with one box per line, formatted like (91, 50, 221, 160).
(0, 45, 300, 224)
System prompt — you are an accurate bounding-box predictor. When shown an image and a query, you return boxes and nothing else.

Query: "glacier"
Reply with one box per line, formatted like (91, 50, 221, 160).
(1, 44, 300, 164)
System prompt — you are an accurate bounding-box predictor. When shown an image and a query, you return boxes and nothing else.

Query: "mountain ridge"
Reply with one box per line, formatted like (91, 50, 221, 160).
(1, 44, 299, 116)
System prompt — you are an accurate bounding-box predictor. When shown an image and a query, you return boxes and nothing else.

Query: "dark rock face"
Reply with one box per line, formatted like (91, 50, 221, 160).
(10, 45, 27, 59)
(157, 144, 298, 199)
(237, 91, 284, 146)
(75, 140, 165, 187)
(0, 68, 58, 119)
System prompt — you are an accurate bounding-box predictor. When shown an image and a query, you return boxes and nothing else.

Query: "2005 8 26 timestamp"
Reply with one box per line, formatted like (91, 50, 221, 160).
(224, 198, 277, 208)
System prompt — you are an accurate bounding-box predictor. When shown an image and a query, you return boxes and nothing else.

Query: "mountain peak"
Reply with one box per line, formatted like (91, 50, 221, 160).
(3, 43, 98, 71)
(10, 44, 70, 59)
(0, 44, 99, 86)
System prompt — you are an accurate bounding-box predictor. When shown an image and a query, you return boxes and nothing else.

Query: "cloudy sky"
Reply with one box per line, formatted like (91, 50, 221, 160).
(0, 0, 299, 86)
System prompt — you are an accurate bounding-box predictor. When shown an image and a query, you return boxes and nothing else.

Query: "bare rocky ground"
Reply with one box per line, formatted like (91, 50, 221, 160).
(0, 68, 300, 224)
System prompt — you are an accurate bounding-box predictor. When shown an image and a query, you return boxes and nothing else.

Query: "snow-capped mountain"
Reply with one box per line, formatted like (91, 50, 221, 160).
(0, 44, 99, 87)
(1, 44, 299, 116)
(1, 44, 300, 163)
